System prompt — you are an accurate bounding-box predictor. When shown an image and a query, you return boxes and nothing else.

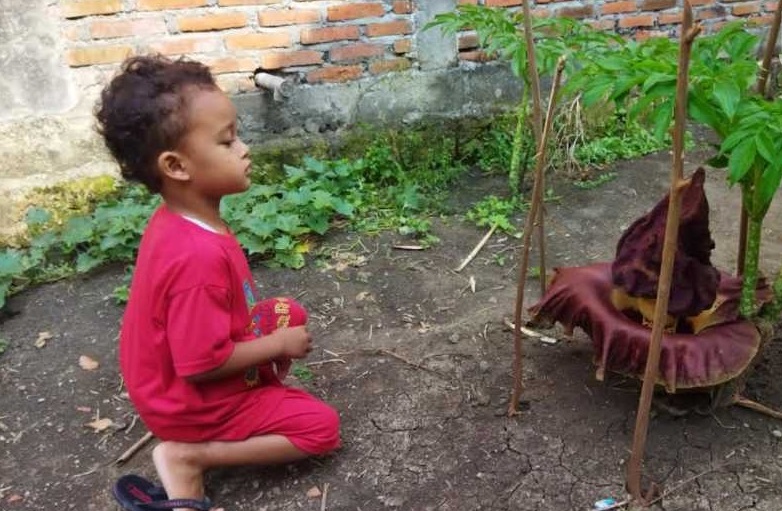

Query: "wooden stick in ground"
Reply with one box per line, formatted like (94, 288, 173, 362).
(521, 0, 543, 147)
(521, 0, 547, 296)
(738, 0, 782, 275)
(455, 224, 498, 272)
(115, 431, 154, 464)
(536, 183, 547, 296)
(626, 2, 700, 502)
(508, 56, 567, 416)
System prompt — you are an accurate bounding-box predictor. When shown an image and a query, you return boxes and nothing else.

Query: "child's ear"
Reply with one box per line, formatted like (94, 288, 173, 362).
(158, 151, 190, 182)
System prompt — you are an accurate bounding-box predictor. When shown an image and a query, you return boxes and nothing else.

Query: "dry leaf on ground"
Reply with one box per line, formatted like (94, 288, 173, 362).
(86, 417, 113, 432)
(306, 486, 322, 498)
(78, 355, 99, 371)
(34, 331, 53, 349)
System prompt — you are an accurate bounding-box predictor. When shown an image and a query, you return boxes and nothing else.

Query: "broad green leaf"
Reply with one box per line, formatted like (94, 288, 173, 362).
(61, 216, 94, 246)
(712, 77, 740, 120)
(757, 163, 782, 215)
(728, 138, 757, 184)
(25, 207, 51, 227)
(306, 215, 330, 235)
(0, 250, 24, 277)
(275, 214, 302, 233)
(755, 131, 777, 165)
(76, 252, 104, 273)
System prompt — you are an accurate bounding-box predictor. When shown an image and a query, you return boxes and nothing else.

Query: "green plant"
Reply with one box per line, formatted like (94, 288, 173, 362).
(568, 20, 782, 318)
(466, 195, 523, 235)
(429, 5, 620, 197)
(291, 362, 314, 382)
(223, 157, 357, 269)
(573, 172, 618, 190)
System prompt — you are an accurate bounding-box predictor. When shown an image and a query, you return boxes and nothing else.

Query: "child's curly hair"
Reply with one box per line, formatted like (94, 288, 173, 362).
(95, 55, 217, 193)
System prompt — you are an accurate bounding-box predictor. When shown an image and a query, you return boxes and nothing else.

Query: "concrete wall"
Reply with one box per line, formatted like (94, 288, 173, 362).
(0, 0, 778, 234)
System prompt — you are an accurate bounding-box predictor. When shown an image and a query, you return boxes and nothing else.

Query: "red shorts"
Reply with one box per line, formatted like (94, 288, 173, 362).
(250, 386, 340, 455)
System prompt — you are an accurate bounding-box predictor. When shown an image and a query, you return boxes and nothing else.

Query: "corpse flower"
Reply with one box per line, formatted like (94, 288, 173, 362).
(529, 169, 772, 393)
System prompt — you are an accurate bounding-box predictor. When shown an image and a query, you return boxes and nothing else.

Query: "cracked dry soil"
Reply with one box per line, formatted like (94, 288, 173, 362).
(2, 149, 782, 511)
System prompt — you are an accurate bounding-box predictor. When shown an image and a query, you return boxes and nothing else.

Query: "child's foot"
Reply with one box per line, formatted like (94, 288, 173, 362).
(153, 442, 224, 511)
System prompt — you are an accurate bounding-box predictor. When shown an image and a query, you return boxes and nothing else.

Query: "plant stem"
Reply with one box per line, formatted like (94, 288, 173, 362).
(509, 88, 530, 197)
(768, 266, 782, 321)
(740, 210, 762, 318)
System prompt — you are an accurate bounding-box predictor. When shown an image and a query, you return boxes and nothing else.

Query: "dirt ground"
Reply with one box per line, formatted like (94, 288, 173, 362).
(2, 147, 782, 511)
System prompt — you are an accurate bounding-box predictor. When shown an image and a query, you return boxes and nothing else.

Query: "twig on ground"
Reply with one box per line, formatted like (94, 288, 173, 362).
(320, 482, 329, 511)
(116, 431, 154, 464)
(455, 225, 498, 272)
(305, 358, 347, 367)
(503, 319, 559, 345)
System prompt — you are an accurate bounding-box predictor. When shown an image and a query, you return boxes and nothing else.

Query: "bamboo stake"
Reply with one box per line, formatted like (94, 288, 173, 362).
(737, 0, 782, 276)
(508, 57, 566, 416)
(519, 0, 548, 295)
(521, 0, 543, 146)
(626, 2, 701, 502)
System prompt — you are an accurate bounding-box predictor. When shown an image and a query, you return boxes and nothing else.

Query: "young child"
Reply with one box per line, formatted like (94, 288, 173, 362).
(96, 55, 340, 511)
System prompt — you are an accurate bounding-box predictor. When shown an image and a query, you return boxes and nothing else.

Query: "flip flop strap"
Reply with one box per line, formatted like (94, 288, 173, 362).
(139, 498, 213, 511)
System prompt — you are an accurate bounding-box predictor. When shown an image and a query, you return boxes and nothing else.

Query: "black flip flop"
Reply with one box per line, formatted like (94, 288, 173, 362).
(113, 474, 213, 511)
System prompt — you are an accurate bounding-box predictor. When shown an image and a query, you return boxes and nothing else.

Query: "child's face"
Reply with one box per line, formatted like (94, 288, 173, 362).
(176, 87, 252, 199)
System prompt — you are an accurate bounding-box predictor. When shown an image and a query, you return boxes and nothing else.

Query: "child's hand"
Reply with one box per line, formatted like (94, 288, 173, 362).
(276, 326, 312, 359)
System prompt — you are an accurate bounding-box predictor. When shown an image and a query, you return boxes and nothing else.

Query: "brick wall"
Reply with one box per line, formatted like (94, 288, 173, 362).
(53, 0, 782, 93)
(457, 0, 780, 61)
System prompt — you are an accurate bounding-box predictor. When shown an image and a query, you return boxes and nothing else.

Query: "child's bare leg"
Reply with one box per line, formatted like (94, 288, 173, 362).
(153, 435, 307, 511)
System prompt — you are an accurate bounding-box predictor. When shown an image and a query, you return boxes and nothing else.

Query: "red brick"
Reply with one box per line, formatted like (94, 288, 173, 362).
(67, 45, 132, 67)
(259, 50, 323, 70)
(733, 2, 761, 15)
(330, 43, 385, 62)
(147, 36, 222, 55)
(602, 1, 637, 15)
(748, 14, 775, 24)
(218, 0, 279, 4)
(369, 57, 411, 74)
(557, 5, 594, 18)
(618, 14, 655, 27)
(365, 20, 413, 37)
(590, 19, 617, 30)
(258, 9, 320, 27)
(392, 1, 413, 14)
(659, 12, 683, 24)
(695, 7, 720, 19)
(687, 0, 713, 5)
(216, 74, 256, 94)
(62, 0, 121, 18)
(178, 13, 247, 32)
(205, 57, 258, 74)
(485, 0, 523, 5)
(393, 38, 412, 54)
(225, 32, 291, 50)
(137, 0, 207, 10)
(307, 65, 363, 83)
(327, 3, 385, 21)
(458, 33, 479, 50)
(640, 0, 676, 10)
(635, 29, 668, 40)
(301, 25, 360, 44)
(765, 2, 779, 11)
(459, 50, 494, 62)
(91, 17, 167, 39)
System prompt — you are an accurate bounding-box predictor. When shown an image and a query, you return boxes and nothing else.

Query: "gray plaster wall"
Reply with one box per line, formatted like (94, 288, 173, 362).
(0, 1, 522, 236)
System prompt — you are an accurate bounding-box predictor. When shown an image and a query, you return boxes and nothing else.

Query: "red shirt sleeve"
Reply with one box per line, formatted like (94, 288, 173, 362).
(166, 284, 236, 377)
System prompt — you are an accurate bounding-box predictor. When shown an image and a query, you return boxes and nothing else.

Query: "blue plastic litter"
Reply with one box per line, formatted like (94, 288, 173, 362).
(593, 498, 617, 510)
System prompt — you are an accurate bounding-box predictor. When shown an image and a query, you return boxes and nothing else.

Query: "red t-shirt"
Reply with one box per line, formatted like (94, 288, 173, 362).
(119, 205, 284, 442)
